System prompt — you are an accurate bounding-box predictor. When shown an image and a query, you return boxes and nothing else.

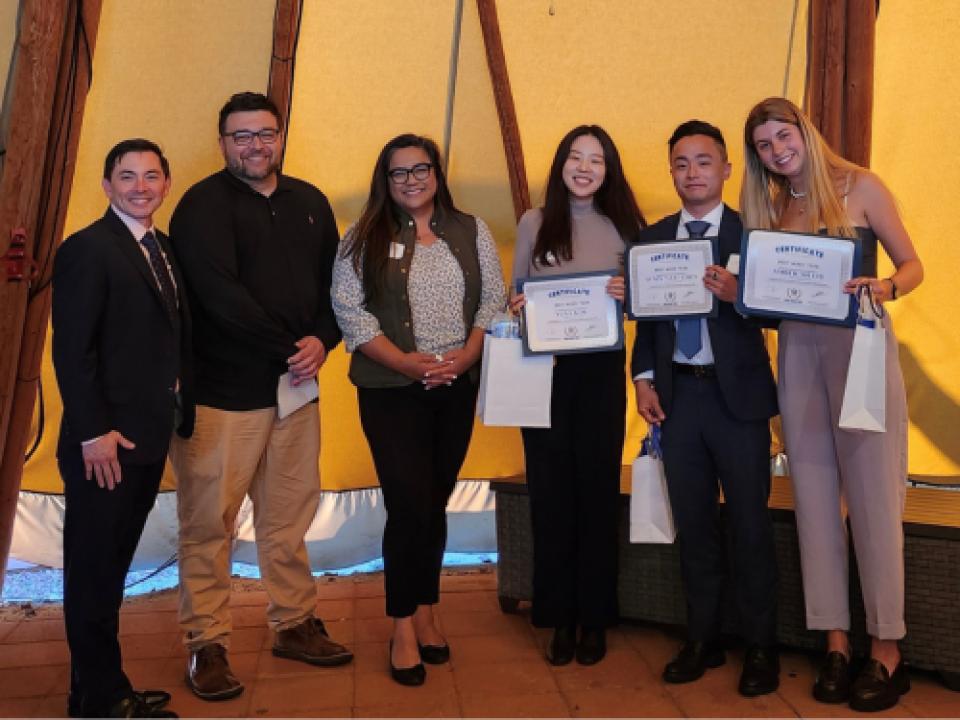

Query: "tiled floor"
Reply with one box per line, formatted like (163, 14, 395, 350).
(0, 567, 957, 718)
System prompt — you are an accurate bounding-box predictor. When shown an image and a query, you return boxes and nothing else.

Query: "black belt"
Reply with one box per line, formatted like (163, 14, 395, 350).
(672, 362, 716, 378)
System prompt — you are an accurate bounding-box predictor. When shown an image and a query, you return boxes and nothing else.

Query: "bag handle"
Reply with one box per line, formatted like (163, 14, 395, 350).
(856, 284, 885, 328)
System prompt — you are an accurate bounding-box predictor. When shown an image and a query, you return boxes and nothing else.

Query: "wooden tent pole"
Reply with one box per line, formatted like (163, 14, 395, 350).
(266, 0, 304, 170)
(0, 0, 102, 589)
(806, 0, 876, 166)
(841, 0, 876, 167)
(476, 0, 530, 221)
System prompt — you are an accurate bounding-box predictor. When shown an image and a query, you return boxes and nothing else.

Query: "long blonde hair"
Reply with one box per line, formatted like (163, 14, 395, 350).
(740, 97, 857, 238)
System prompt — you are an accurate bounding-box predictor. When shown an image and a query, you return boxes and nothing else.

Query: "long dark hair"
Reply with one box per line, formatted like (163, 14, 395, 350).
(534, 125, 645, 267)
(343, 134, 458, 301)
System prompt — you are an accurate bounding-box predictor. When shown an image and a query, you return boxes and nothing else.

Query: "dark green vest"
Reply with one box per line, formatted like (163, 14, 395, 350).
(349, 206, 482, 388)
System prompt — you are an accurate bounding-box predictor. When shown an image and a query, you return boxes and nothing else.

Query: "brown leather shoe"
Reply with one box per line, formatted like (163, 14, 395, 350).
(185, 644, 244, 701)
(273, 617, 354, 667)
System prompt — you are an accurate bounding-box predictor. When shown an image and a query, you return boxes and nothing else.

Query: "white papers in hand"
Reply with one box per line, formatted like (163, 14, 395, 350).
(277, 372, 319, 419)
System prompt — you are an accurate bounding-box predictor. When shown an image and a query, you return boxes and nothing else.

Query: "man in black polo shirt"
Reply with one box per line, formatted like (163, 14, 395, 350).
(169, 92, 351, 702)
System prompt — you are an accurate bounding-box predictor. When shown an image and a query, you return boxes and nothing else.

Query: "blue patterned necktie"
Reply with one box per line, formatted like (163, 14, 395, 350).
(676, 220, 710, 359)
(140, 231, 178, 324)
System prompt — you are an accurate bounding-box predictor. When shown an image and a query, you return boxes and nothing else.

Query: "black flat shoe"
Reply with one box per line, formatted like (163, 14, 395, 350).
(545, 625, 576, 666)
(738, 645, 780, 697)
(389, 641, 426, 687)
(849, 658, 910, 712)
(663, 641, 725, 683)
(418, 642, 450, 665)
(576, 628, 606, 665)
(813, 651, 851, 704)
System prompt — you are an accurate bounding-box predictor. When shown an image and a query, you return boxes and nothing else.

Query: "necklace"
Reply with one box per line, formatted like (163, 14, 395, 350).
(788, 185, 807, 199)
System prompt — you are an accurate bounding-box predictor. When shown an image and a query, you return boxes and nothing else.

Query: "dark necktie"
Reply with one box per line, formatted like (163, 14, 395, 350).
(140, 231, 178, 324)
(676, 220, 711, 359)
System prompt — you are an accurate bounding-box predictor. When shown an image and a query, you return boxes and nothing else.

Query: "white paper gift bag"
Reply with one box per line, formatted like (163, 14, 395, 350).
(839, 286, 886, 433)
(629, 426, 676, 543)
(477, 334, 553, 427)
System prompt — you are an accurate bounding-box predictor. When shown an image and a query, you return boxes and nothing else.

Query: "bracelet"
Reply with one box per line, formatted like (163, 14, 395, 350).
(885, 277, 899, 300)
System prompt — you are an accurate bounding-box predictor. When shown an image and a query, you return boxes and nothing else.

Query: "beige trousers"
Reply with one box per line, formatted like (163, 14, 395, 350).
(778, 317, 908, 640)
(170, 403, 321, 649)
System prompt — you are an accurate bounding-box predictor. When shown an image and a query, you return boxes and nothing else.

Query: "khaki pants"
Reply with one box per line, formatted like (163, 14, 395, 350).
(170, 403, 321, 649)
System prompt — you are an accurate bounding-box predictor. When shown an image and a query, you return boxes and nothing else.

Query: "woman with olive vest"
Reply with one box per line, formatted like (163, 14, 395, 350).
(332, 134, 506, 687)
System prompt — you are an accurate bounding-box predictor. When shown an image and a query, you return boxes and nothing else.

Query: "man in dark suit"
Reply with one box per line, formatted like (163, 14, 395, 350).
(631, 120, 780, 696)
(52, 138, 193, 718)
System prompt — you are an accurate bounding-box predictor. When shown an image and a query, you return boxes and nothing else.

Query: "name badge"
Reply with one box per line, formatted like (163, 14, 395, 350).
(389, 242, 405, 260)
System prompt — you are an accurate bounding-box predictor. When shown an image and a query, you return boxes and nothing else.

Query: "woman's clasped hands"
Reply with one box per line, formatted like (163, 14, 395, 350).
(398, 350, 467, 389)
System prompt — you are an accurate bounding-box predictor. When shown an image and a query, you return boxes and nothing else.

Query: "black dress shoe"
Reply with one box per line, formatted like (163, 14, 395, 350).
(418, 642, 451, 665)
(663, 641, 725, 683)
(813, 651, 851, 703)
(545, 625, 576, 666)
(739, 646, 780, 697)
(389, 641, 426, 687)
(106, 694, 178, 718)
(849, 658, 910, 712)
(134, 691, 171, 711)
(69, 690, 173, 718)
(576, 628, 607, 665)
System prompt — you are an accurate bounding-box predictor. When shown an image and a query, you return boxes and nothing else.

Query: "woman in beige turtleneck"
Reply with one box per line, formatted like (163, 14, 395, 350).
(509, 125, 645, 666)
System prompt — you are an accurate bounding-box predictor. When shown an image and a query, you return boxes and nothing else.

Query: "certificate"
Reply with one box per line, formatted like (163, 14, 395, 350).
(517, 270, 623, 355)
(625, 239, 717, 320)
(736, 229, 861, 326)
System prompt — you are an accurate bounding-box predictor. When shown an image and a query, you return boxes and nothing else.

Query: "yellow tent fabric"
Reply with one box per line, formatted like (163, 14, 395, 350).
(0, 2, 17, 103)
(873, 2, 960, 480)
(19, 0, 958, 492)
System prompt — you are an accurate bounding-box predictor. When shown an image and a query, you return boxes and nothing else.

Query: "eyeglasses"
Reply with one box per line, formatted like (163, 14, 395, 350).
(222, 128, 281, 146)
(388, 162, 433, 185)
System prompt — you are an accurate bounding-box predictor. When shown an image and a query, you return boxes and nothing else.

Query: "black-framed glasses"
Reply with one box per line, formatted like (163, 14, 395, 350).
(222, 128, 281, 146)
(388, 162, 433, 184)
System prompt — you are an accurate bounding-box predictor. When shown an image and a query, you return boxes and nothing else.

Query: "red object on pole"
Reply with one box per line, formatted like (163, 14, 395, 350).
(2, 229, 39, 283)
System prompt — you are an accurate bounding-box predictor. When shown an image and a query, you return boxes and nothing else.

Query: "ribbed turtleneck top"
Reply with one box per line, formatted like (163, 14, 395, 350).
(511, 201, 626, 283)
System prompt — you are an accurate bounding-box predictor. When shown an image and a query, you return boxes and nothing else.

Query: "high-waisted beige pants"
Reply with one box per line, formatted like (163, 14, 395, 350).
(778, 317, 908, 640)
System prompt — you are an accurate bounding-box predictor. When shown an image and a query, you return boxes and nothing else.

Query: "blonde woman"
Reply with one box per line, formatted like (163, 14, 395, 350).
(742, 97, 922, 713)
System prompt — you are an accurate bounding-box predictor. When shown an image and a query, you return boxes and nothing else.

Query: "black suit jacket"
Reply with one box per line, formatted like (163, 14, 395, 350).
(52, 208, 195, 465)
(629, 205, 777, 422)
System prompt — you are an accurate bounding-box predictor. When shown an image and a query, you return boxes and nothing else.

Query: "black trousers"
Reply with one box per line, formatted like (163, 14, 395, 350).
(60, 448, 165, 717)
(660, 373, 778, 646)
(521, 349, 625, 629)
(358, 375, 478, 618)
